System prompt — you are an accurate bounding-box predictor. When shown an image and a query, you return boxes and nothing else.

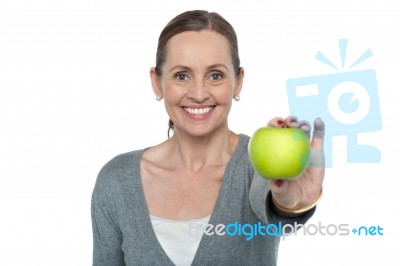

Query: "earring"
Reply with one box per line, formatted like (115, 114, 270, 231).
(156, 95, 163, 101)
(233, 95, 241, 101)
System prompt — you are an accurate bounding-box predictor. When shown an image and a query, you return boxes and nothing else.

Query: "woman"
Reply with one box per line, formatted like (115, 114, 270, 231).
(91, 10, 325, 266)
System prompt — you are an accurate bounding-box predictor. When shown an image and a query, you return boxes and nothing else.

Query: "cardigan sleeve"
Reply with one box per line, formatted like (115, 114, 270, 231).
(91, 168, 125, 266)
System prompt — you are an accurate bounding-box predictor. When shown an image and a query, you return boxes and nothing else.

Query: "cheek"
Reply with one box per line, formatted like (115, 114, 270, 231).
(163, 85, 184, 103)
(162, 80, 184, 101)
(212, 86, 235, 103)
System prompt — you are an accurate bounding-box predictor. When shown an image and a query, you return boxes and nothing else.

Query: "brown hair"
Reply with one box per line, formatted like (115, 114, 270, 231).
(154, 10, 241, 137)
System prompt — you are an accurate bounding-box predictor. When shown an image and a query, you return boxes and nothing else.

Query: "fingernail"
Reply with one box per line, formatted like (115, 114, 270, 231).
(277, 120, 285, 126)
(300, 124, 310, 132)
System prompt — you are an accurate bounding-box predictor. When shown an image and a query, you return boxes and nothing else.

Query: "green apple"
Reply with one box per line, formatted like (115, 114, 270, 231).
(248, 127, 311, 180)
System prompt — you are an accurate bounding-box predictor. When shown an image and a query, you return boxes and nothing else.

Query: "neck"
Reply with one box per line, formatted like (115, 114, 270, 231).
(166, 125, 238, 174)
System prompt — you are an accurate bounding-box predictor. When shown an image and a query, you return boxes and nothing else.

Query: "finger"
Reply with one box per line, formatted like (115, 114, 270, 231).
(267, 117, 285, 128)
(299, 120, 311, 139)
(311, 117, 325, 150)
(284, 116, 299, 128)
(308, 149, 326, 168)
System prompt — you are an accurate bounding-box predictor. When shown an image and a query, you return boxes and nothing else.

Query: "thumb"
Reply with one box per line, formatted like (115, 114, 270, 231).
(309, 118, 325, 169)
(311, 118, 325, 150)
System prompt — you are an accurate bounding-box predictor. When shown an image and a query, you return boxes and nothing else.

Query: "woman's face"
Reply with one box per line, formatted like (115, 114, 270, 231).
(151, 29, 244, 137)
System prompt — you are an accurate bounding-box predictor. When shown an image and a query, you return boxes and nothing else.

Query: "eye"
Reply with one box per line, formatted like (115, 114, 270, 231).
(174, 72, 189, 81)
(209, 71, 224, 81)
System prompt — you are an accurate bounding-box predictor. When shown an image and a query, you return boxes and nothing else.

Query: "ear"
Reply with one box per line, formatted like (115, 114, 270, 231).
(150, 67, 163, 98)
(234, 67, 245, 96)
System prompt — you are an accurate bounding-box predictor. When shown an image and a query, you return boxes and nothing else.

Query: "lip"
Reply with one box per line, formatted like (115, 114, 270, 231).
(181, 105, 216, 120)
(181, 104, 216, 108)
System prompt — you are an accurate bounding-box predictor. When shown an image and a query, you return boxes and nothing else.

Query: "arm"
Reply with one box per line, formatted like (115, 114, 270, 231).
(91, 172, 125, 266)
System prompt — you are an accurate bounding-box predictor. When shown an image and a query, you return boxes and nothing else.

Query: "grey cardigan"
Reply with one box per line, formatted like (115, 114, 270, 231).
(91, 134, 315, 266)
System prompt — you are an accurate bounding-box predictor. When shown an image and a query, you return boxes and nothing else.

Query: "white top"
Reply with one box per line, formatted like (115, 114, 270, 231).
(150, 214, 211, 266)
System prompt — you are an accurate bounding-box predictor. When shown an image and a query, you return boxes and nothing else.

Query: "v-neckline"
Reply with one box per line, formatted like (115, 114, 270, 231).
(133, 134, 246, 265)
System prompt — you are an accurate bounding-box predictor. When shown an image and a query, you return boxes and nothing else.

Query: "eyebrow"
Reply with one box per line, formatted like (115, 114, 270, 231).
(168, 64, 230, 73)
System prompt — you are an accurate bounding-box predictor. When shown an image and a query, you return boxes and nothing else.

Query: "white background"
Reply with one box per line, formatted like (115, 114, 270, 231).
(1, 0, 399, 265)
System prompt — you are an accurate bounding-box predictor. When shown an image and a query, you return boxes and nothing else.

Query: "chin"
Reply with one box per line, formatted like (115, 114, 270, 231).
(177, 122, 228, 138)
(182, 128, 213, 138)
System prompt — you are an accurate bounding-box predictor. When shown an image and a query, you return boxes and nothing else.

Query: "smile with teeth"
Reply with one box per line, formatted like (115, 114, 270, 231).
(183, 106, 214, 115)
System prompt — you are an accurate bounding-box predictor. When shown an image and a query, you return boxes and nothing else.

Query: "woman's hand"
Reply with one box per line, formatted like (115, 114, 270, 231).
(267, 116, 325, 212)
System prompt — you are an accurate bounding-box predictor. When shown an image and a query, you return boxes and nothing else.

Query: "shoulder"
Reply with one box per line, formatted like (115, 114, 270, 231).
(227, 134, 253, 178)
(98, 150, 141, 176)
(239, 133, 250, 145)
(94, 149, 144, 194)
(235, 134, 251, 162)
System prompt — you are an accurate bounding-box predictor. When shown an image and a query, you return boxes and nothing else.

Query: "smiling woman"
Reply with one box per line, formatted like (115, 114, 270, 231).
(152, 11, 242, 138)
(91, 9, 325, 266)
(150, 29, 243, 139)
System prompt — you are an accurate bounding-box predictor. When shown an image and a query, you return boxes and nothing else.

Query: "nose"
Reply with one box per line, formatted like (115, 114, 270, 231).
(187, 78, 210, 102)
